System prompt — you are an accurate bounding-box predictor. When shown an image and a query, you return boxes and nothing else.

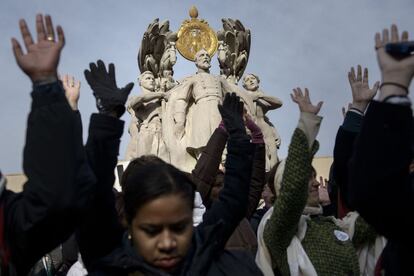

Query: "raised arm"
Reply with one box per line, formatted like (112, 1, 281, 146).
(199, 93, 255, 249)
(333, 65, 378, 211)
(263, 88, 322, 270)
(5, 14, 95, 274)
(349, 25, 414, 239)
(77, 60, 132, 268)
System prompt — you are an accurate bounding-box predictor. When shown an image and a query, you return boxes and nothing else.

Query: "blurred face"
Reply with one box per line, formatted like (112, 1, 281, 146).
(195, 49, 211, 70)
(243, 75, 259, 91)
(306, 170, 320, 207)
(140, 73, 155, 91)
(130, 194, 193, 272)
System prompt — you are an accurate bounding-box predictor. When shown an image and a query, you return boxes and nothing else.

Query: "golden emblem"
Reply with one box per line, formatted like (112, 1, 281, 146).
(176, 6, 218, 61)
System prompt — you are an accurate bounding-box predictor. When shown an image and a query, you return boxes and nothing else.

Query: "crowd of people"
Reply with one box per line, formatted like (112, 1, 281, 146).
(0, 13, 413, 276)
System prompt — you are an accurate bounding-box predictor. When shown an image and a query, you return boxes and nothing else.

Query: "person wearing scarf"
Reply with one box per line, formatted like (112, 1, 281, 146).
(256, 88, 384, 276)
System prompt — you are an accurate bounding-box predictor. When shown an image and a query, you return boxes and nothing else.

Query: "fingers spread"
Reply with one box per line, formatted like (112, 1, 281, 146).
(391, 24, 399, 42)
(56, 25, 65, 48)
(382, 28, 389, 44)
(356, 65, 362, 81)
(11, 38, 24, 59)
(97, 60, 107, 75)
(36, 14, 46, 42)
(45, 15, 55, 41)
(363, 67, 368, 84)
(19, 19, 34, 50)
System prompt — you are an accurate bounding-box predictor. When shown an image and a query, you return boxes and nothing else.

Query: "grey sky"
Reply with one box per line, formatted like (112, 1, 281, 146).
(1, 0, 413, 173)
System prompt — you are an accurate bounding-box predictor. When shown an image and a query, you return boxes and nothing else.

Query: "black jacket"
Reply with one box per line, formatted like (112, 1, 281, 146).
(349, 101, 414, 275)
(78, 114, 262, 275)
(1, 81, 96, 275)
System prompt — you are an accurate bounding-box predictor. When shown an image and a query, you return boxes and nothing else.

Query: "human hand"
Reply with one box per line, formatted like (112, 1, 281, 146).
(375, 24, 414, 93)
(11, 14, 65, 83)
(84, 60, 134, 117)
(218, 93, 246, 138)
(348, 65, 379, 112)
(290, 88, 323, 115)
(61, 74, 80, 111)
(318, 176, 331, 206)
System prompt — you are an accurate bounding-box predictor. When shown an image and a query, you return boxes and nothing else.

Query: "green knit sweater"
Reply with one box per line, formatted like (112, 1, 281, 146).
(263, 128, 374, 276)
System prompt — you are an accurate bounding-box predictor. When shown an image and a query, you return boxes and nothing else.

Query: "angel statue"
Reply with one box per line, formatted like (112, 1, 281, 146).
(242, 73, 282, 171)
(217, 18, 251, 84)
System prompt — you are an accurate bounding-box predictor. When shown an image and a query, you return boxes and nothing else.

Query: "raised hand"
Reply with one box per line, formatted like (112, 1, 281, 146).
(318, 176, 331, 206)
(84, 60, 134, 117)
(348, 65, 379, 113)
(375, 24, 414, 94)
(290, 88, 323, 115)
(11, 14, 65, 83)
(218, 93, 246, 139)
(61, 74, 80, 111)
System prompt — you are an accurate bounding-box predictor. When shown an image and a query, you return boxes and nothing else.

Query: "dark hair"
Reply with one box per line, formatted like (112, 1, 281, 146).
(121, 155, 196, 224)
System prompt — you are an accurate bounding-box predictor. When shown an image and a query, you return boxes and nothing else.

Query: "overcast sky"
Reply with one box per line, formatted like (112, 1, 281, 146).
(1, 0, 413, 173)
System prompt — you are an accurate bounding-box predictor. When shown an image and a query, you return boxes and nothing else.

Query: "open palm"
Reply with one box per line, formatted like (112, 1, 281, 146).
(11, 14, 65, 82)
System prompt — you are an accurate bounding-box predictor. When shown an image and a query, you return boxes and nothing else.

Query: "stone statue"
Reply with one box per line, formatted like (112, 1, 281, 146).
(125, 71, 169, 161)
(242, 73, 282, 171)
(138, 18, 178, 92)
(217, 18, 251, 84)
(167, 49, 238, 158)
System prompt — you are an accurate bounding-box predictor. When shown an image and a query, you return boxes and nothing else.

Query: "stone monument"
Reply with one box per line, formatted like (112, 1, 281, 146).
(125, 6, 282, 172)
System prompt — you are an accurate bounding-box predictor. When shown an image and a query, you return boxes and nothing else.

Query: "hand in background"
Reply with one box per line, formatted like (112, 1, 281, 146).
(61, 74, 80, 111)
(348, 65, 379, 113)
(84, 60, 134, 117)
(11, 14, 65, 83)
(376, 24, 414, 99)
(290, 87, 323, 115)
(318, 176, 331, 206)
(218, 93, 246, 139)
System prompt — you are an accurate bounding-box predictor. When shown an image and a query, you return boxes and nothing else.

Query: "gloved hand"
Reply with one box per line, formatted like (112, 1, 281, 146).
(218, 93, 247, 139)
(84, 60, 134, 117)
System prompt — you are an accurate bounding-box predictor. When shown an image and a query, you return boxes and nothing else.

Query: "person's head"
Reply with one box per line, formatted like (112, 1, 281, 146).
(195, 49, 211, 71)
(138, 71, 155, 91)
(121, 155, 195, 272)
(306, 167, 320, 207)
(242, 74, 260, 91)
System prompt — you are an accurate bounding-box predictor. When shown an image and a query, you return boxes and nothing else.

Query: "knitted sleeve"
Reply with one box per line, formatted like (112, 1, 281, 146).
(352, 216, 378, 249)
(263, 128, 317, 272)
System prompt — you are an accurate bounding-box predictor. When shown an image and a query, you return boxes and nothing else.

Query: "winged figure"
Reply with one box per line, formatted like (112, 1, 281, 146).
(138, 18, 178, 77)
(217, 18, 251, 83)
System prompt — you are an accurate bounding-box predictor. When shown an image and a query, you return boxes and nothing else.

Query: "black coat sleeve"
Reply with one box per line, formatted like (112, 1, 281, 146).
(77, 113, 125, 269)
(192, 128, 228, 207)
(4, 81, 96, 275)
(349, 101, 414, 240)
(198, 137, 255, 250)
(333, 111, 363, 211)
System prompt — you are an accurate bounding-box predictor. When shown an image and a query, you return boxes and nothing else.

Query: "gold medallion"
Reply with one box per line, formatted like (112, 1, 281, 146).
(176, 6, 218, 61)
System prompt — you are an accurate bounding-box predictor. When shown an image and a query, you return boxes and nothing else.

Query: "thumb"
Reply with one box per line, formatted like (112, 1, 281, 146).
(122, 82, 134, 95)
(316, 101, 323, 113)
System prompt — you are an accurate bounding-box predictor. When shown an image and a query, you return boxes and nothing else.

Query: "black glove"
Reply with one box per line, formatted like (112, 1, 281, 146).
(84, 60, 134, 117)
(218, 93, 247, 139)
